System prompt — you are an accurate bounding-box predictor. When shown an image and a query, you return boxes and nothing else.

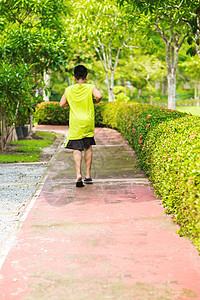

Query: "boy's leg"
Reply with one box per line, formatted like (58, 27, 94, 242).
(73, 150, 82, 181)
(84, 145, 92, 179)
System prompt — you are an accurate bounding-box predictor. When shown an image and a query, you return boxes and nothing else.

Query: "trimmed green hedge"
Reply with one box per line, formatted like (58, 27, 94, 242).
(34, 101, 105, 127)
(145, 117, 200, 246)
(34, 102, 70, 125)
(102, 102, 200, 252)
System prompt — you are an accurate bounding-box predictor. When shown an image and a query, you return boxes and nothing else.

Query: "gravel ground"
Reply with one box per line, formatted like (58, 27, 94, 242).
(0, 163, 47, 246)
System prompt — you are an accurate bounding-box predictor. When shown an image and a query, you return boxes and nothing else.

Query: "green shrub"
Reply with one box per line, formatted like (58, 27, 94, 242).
(94, 101, 106, 127)
(113, 86, 130, 102)
(34, 101, 106, 127)
(101, 101, 200, 252)
(34, 102, 69, 125)
(144, 116, 200, 249)
(102, 102, 186, 168)
(101, 102, 124, 128)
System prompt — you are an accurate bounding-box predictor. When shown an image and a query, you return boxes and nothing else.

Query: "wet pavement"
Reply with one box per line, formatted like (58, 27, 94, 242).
(0, 126, 200, 299)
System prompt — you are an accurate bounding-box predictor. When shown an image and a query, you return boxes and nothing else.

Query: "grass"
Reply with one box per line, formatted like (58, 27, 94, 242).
(14, 145, 42, 153)
(11, 139, 53, 148)
(0, 131, 57, 163)
(35, 131, 57, 141)
(176, 106, 200, 116)
(0, 154, 40, 163)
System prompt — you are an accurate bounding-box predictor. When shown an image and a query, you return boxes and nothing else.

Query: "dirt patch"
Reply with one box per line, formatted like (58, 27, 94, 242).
(40, 134, 64, 162)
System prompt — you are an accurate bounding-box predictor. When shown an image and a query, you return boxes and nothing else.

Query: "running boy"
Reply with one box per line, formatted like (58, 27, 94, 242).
(59, 65, 102, 187)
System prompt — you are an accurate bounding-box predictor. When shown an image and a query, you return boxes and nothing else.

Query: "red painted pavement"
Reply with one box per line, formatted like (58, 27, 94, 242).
(0, 127, 200, 299)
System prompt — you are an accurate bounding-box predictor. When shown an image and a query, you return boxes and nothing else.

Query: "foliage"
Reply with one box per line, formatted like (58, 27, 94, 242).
(102, 102, 186, 166)
(179, 55, 200, 81)
(118, 0, 195, 110)
(0, 0, 69, 78)
(71, 0, 144, 101)
(0, 63, 35, 116)
(184, 2, 200, 59)
(113, 86, 130, 102)
(100, 101, 200, 252)
(34, 101, 106, 127)
(0, 0, 70, 150)
(0, 62, 37, 150)
(34, 102, 69, 125)
(0, 25, 69, 74)
(94, 102, 106, 127)
(145, 116, 200, 250)
(102, 102, 125, 128)
(116, 53, 166, 97)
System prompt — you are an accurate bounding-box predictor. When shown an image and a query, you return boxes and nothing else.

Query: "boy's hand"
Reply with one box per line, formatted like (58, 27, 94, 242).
(92, 87, 102, 103)
(60, 92, 69, 108)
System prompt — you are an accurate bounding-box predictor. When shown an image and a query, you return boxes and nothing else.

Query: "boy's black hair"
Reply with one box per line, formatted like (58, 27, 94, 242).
(74, 65, 88, 80)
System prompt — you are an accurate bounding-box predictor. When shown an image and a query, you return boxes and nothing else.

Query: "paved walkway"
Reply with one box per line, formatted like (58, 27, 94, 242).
(0, 126, 200, 300)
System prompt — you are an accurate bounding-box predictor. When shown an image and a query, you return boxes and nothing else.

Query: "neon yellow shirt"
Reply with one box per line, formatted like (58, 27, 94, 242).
(65, 83, 95, 144)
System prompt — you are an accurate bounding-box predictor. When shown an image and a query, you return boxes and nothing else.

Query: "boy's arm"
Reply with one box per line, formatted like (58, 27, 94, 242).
(59, 91, 69, 108)
(92, 87, 102, 103)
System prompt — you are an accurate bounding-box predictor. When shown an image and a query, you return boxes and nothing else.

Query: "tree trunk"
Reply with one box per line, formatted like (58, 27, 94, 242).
(95, 37, 127, 102)
(43, 70, 51, 102)
(195, 15, 200, 59)
(162, 78, 167, 95)
(155, 25, 188, 110)
(165, 39, 178, 110)
(130, 85, 133, 97)
(108, 90, 114, 102)
(195, 80, 198, 100)
(167, 73, 176, 110)
(104, 69, 112, 102)
(137, 89, 141, 100)
(0, 108, 6, 152)
(196, 45, 200, 60)
(108, 70, 115, 102)
(197, 82, 200, 106)
(150, 94, 153, 105)
(125, 82, 127, 96)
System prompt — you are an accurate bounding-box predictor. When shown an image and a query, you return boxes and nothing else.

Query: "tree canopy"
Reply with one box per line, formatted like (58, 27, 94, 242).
(0, 0, 71, 150)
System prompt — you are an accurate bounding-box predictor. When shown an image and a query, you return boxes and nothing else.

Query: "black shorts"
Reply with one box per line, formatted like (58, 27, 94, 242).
(65, 137, 96, 151)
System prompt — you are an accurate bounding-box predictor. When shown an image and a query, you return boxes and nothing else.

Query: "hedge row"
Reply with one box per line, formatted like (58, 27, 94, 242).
(34, 101, 105, 127)
(34, 101, 200, 251)
(34, 102, 69, 125)
(101, 102, 200, 252)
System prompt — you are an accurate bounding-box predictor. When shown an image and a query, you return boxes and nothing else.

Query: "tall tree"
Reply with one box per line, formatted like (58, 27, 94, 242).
(116, 52, 166, 103)
(0, 0, 70, 150)
(71, 0, 140, 101)
(179, 55, 200, 105)
(119, 0, 191, 110)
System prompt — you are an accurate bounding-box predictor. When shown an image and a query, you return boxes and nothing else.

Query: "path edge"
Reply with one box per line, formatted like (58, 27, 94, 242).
(0, 135, 65, 271)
